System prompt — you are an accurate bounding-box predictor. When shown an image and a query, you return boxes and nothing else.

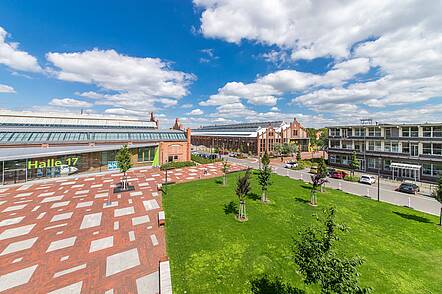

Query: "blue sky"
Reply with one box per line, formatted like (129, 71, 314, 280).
(0, 0, 441, 128)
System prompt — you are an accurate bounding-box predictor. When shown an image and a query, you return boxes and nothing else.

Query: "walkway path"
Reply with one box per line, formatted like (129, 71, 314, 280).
(227, 157, 442, 216)
(0, 162, 245, 294)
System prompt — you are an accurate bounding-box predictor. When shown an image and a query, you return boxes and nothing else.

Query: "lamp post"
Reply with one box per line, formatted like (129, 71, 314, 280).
(377, 157, 381, 202)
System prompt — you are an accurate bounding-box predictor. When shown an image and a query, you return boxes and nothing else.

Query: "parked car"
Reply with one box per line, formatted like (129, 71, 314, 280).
(330, 170, 347, 179)
(396, 182, 420, 194)
(284, 161, 298, 168)
(326, 167, 336, 176)
(359, 175, 376, 185)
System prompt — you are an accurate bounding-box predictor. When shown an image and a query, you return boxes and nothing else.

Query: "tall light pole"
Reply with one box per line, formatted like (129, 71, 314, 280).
(377, 157, 381, 202)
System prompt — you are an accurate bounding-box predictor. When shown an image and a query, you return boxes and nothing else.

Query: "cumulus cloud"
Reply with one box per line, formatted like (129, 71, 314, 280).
(188, 108, 204, 115)
(195, 0, 442, 116)
(0, 84, 15, 93)
(46, 49, 195, 112)
(49, 98, 92, 108)
(0, 26, 41, 72)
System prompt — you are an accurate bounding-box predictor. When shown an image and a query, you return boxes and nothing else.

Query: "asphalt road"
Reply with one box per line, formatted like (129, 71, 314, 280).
(226, 157, 442, 217)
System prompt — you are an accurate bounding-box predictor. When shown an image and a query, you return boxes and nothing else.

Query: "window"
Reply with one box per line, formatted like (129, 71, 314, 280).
(411, 127, 419, 137)
(402, 142, 410, 154)
(354, 142, 363, 152)
(384, 141, 391, 152)
(368, 141, 374, 151)
(423, 143, 432, 155)
(292, 130, 298, 136)
(330, 140, 340, 148)
(354, 128, 365, 137)
(422, 163, 432, 175)
(329, 155, 336, 163)
(434, 126, 442, 138)
(384, 159, 391, 171)
(329, 128, 340, 136)
(423, 126, 432, 137)
(342, 141, 352, 149)
(402, 127, 410, 137)
(434, 164, 442, 177)
(341, 155, 350, 165)
(385, 128, 391, 138)
(367, 127, 381, 137)
(367, 158, 380, 169)
(434, 144, 442, 156)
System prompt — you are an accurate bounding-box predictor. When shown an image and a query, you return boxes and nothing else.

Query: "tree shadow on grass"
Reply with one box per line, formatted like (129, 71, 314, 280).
(300, 184, 312, 190)
(393, 211, 432, 224)
(248, 192, 261, 201)
(214, 178, 223, 185)
(250, 275, 304, 294)
(223, 201, 239, 215)
(295, 197, 310, 204)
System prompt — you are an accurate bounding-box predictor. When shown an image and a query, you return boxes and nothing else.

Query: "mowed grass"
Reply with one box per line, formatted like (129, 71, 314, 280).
(163, 171, 442, 293)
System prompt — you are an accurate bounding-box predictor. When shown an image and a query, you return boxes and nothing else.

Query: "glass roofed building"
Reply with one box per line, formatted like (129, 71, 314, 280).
(191, 118, 309, 156)
(0, 111, 191, 185)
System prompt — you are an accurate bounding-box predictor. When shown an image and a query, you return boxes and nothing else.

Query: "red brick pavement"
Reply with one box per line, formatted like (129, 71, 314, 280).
(0, 162, 245, 294)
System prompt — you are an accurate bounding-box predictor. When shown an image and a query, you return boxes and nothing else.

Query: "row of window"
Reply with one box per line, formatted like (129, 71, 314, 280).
(423, 163, 442, 177)
(137, 146, 156, 162)
(422, 143, 442, 156)
(330, 126, 442, 138)
(0, 132, 186, 143)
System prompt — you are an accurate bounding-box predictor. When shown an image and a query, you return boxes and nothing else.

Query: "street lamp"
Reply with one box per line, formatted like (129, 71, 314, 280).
(377, 157, 381, 202)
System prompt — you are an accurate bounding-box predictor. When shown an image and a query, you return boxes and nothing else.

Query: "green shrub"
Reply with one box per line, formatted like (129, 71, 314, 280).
(160, 161, 196, 171)
(191, 154, 222, 164)
(344, 175, 360, 182)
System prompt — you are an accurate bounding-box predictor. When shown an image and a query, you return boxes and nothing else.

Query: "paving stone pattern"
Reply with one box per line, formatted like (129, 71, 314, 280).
(0, 162, 245, 293)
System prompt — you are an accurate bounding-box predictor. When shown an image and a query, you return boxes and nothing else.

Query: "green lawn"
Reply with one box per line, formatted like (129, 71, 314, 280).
(163, 171, 442, 293)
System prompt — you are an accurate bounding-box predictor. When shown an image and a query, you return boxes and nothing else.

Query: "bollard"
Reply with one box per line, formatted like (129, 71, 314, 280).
(408, 195, 411, 208)
(367, 188, 370, 198)
(338, 182, 341, 190)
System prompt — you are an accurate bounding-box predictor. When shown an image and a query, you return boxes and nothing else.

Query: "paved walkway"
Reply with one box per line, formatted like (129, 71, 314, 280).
(227, 157, 442, 216)
(0, 162, 245, 293)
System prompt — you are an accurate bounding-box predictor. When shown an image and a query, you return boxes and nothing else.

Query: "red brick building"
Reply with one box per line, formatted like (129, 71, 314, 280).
(191, 118, 309, 156)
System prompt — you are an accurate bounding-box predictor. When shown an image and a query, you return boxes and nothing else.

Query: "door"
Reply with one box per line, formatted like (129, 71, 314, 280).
(411, 144, 419, 157)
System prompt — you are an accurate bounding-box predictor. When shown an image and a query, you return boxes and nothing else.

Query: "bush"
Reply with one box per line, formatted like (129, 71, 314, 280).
(160, 161, 196, 171)
(191, 154, 222, 164)
(344, 175, 360, 182)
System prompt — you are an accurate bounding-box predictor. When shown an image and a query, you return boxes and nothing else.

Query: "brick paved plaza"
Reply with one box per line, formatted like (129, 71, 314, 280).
(0, 162, 245, 293)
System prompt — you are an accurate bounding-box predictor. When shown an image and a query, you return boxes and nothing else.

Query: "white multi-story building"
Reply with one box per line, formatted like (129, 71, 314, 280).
(327, 123, 442, 183)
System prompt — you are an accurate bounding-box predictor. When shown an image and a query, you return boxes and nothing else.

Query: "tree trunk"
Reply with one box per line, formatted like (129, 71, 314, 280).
(261, 190, 266, 203)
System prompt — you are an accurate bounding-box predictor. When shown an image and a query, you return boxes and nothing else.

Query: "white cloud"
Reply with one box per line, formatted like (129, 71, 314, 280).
(194, 0, 440, 60)
(49, 98, 93, 108)
(46, 49, 195, 111)
(196, 1, 442, 115)
(0, 84, 15, 93)
(181, 103, 193, 108)
(0, 26, 41, 72)
(188, 108, 204, 115)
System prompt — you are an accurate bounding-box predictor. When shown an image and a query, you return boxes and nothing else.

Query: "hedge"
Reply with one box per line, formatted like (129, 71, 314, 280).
(191, 154, 222, 164)
(160, 161, 196, 171)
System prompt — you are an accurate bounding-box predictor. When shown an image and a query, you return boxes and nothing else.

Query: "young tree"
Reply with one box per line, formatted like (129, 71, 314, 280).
(317, 158, 328, 192)
(222, 160, 229, 186)
(350, 151, 360, 176)
(236, 169, 251, 221)
(293, 207, 370, 294)
(274, 142, 297, 161)
(296, 146, 302, 162)
(258, 152, 272, 203)
(435, 176, 442, 226)
(116, 145, 133, 190)
(310, 174, 328, 206)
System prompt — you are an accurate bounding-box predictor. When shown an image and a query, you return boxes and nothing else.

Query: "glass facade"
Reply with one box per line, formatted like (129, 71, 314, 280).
(0, 131, 186, 144)
(0, 147, 157, 185)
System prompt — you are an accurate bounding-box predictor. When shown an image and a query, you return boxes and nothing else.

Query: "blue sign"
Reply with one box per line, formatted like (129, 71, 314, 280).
(108, 161, 118, 170)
